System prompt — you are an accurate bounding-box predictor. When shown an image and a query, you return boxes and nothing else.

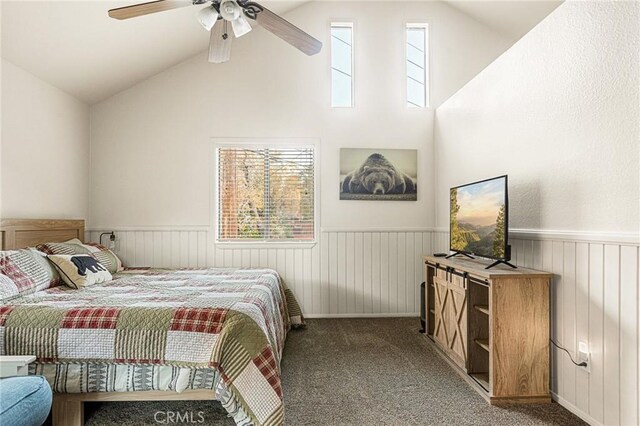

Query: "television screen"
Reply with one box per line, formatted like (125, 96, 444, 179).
(450, 175, 508, 260)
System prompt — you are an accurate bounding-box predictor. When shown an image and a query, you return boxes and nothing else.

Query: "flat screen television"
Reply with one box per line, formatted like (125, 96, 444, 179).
(449, 175, 511, 264)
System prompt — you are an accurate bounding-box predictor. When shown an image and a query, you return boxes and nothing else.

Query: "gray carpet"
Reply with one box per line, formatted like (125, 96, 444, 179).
(83, 318, 585, 425)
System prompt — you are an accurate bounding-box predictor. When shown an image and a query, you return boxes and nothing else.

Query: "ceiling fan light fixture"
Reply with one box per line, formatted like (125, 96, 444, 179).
(231, 15, 252, 37)
(219, 0, 240, 21)
(197, 6, 219, 31)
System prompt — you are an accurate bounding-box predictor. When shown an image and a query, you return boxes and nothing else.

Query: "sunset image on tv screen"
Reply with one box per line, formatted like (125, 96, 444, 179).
(450, 176, 506, 259)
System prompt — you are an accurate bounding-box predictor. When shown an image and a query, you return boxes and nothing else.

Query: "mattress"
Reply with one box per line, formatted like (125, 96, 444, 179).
(0, 267, 303, 426)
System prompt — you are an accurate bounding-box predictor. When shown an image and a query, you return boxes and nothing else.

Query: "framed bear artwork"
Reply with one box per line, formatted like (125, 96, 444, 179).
(340, 148, 417, 201)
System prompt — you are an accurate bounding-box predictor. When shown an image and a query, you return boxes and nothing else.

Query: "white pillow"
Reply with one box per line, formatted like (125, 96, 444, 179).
(47, 254, 112, 289)
(0, 273, 20, 302)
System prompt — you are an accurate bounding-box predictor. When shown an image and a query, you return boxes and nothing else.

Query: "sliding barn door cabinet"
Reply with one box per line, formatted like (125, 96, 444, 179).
(423, 255, 552, 404)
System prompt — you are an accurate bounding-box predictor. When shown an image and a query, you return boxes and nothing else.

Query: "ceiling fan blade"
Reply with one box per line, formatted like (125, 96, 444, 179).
(209, 21, 232, 63)
(254, 6, 322, 56)
(108, 0, 192, 20)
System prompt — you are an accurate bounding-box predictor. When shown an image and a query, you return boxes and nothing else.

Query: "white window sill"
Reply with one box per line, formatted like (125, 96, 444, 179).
(215, 241, 317, 250)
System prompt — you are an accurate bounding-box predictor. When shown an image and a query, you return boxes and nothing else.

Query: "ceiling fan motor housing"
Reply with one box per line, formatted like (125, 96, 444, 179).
(220, 0, 241, 21)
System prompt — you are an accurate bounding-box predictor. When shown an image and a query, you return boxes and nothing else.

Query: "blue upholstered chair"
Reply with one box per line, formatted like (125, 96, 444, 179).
(0, 356, 52, 426)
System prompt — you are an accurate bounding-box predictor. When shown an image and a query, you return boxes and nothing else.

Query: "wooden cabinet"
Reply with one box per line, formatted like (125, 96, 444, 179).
(433, 269, 467, 369)
(424, 255, 552, 404)
(432, 276, 447, 350)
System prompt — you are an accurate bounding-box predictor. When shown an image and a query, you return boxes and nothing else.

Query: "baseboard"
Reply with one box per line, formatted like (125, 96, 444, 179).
(304, 313, 420, 319)
(551, 392, 602, 426)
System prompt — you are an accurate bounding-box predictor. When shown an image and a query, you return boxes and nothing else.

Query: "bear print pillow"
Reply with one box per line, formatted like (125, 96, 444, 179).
(48, 254, 113, 289)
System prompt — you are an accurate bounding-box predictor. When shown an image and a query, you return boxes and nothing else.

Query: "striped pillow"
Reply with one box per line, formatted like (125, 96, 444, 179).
(37, 239, 123, 274)
(0, 248, 61, 302)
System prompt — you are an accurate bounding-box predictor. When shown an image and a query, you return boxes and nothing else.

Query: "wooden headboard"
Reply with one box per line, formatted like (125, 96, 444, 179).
(0, 219, 85, 250)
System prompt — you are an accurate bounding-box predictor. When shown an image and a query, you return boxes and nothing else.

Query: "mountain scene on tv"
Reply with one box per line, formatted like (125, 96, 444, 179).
(450, 177, 506, 259)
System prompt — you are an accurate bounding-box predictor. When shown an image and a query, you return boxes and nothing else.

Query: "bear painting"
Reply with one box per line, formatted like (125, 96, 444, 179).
(340, 149, 418, 201)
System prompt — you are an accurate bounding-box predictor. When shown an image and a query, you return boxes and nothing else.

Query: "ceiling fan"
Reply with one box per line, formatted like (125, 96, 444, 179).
(108, 0, 322, 63)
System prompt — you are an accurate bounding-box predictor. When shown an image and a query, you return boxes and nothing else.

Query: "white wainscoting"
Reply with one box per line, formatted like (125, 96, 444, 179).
(88, 229, 433, 318)
(432, 230, 639, 426)
(89, 227, 638, 426)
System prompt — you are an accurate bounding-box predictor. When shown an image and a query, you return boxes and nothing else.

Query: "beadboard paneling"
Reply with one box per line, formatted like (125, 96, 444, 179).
(89, 230, 208, 269)
(431, 230, 639, 426)
(88, 229, 433, 317)
(90, 228, 638, 424)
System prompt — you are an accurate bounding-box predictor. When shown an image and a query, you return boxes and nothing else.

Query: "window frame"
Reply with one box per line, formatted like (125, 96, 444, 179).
(211, 138, 320, 249)
(405, 22, 430, 108)
(330, 21, 355, 108)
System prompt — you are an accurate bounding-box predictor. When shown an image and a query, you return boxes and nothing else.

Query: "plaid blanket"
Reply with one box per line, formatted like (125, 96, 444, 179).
(0, 268, 304, 426)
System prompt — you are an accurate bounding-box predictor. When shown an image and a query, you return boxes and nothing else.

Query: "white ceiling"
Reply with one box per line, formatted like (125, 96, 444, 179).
(1, 0, 561, 105)
(1, 0, 306, 104)
(443, 0, 562, 39)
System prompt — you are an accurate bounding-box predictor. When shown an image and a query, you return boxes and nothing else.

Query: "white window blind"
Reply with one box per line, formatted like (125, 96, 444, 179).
(406, 24, 429, 107)
(217, 147, 315, 242)
(331, 22, 354, 107)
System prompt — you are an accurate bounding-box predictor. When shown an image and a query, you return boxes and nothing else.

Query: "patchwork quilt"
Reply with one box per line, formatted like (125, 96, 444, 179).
(0, 268, 304, 426)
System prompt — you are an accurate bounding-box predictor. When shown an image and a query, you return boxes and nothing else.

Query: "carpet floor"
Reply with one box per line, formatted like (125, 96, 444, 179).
(82, 318, 585, 425)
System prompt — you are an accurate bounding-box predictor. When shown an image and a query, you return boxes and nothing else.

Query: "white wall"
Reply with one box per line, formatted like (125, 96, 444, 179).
(433, 2, 639, 425)
(0, 3, 3, 220)
(1, 59, 90, 220)
(90, 1, 510, 230)
(434, 1, 639, 235)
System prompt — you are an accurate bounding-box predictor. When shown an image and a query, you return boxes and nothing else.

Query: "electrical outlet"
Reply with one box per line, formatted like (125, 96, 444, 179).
(578, 341, 591, 373)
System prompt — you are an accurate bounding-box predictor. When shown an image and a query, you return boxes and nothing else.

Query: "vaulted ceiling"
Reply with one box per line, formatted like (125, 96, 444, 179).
(1, 0, 306, 104)
(1, 0, 561, 105)
(443, 0, 562, 39)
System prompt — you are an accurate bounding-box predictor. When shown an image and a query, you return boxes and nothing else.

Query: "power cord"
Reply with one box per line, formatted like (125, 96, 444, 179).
(550, 339, 587, 367)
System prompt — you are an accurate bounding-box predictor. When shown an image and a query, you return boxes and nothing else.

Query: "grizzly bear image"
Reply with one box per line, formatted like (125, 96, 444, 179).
(341, 152, 417, 199)
(71, 255, 107, 276)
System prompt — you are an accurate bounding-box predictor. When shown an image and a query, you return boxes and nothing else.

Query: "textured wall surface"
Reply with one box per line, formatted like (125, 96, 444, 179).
(1, 59, 90, 220)
(433, 2, 639, 425)
(434, 1, 639, 233)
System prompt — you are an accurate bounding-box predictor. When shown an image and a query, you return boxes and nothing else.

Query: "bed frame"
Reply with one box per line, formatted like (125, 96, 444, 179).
(0, 219, 216, 426)
(0, 219, 85, 250)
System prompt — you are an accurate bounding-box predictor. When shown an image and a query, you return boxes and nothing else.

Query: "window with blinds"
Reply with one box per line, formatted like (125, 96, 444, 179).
(217, 146, 315, 242)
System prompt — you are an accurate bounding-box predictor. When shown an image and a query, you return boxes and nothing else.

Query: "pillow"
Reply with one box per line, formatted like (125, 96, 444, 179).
(0, 248, 62, 302)
(0, 273, 20, 302)
(37, 239, 123, 274)
(47, 254, 113, 289)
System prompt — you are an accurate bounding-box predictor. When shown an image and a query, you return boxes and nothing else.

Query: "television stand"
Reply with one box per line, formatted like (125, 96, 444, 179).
(422, 255, 552, 404)
(485, 259, 517, 269)
(446, 251, 474, 260)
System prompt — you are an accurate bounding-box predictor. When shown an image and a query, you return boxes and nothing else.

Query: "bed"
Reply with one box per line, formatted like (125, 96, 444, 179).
(0, 219, 303, 426)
